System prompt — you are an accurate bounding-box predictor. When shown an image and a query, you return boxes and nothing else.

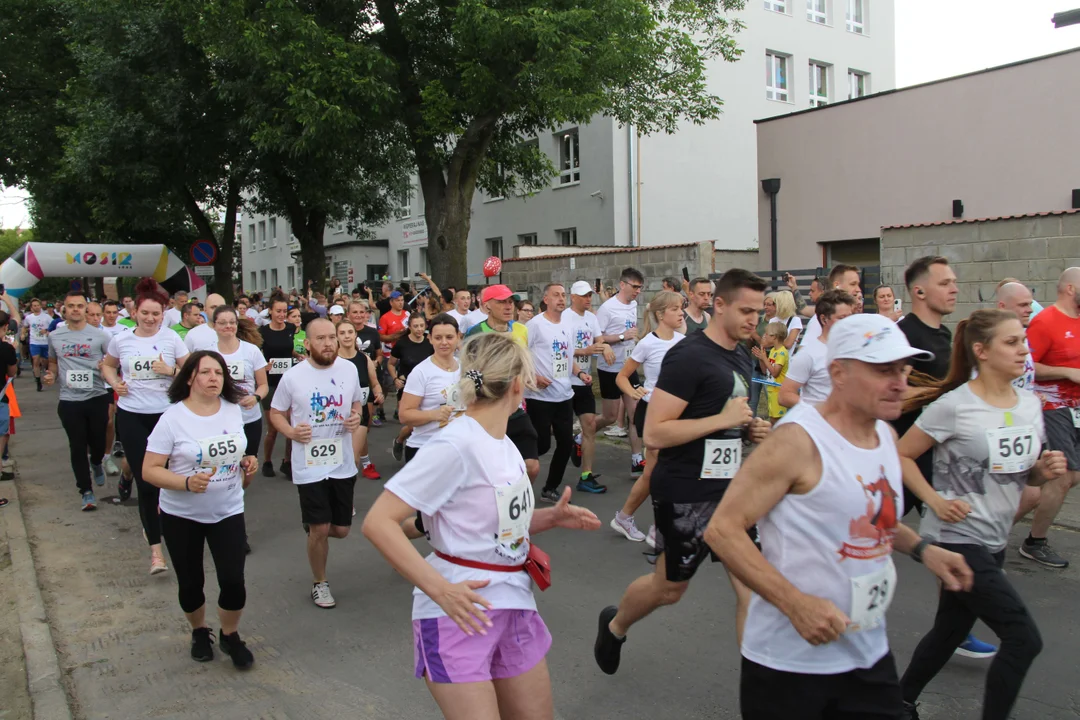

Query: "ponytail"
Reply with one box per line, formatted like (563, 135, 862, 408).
(641, 291, 683, 335)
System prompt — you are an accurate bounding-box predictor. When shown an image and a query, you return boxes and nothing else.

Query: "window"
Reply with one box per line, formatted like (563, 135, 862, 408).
(487, 237, 503, 259)
(332, 261, 349, 288)
(558, 130, 580, 185)
(764, 0, 786, 12)
(258, 220, 266, 249)
(846, 0, 864, 33)
(766, 52, 789, 102)
(247, 224, 256, 252)
(418, 247, 429, 274)
(269, 218, 278, 246)
(396, 187, 412, 219)
(259, 270, 267, 291)
(848, 70, 869, 99)
(806, 0, 826, 23)
(270, 269, 278, 290)
(557, 228, 577, 246)
(518, 233, 537, 246)
(809, 62, 829, 106)
(287, 266, 295, 290)
(249, 271, 256, 291)
(397, 249, 409, 279)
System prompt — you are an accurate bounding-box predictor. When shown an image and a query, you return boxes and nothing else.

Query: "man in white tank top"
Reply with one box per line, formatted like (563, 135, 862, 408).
(705, 314, 975, 719)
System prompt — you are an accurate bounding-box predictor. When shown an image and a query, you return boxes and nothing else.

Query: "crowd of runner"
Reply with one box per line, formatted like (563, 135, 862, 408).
(3, 254, 1078, 720)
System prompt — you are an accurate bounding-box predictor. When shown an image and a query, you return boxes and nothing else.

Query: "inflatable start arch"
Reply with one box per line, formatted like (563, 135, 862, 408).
(0, 242, 206, 298)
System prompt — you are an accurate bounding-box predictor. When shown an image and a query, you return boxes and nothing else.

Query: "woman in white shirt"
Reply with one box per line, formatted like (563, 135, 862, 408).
(398, 314, 463, 463)
(362, 332, 600, 720)
(612, 291, 685, 545)
(102, 279, 189, 575)
(144, 350, 259, 669)
(769, 290, 803, 350)
(210, 307, 269, 459)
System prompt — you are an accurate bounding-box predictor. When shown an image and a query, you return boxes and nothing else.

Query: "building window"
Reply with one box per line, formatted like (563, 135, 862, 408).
(332, 261, 349, 288)
(287, 266, 295, 291)
(557, 228, 578, 246)
(396, 187, 412, 219)
(764, 0, 786, 12)
(518, 233, 537, 246)
(809, 62, 829, 106)
(558, 130, 580, 185)
(766, 52, 789, 102)
(270, 268, 278, 290)
(806, 0, 826, 23)
(848, 69, 869, 99)
(397, 249, 409, 279)
(247, 224, 256, 252)
(418, 247, 429, 274)
(249, 271, 256, 291)
(269, 218, 278, 246)
(258, 220, 266, 249)
(487, 237, 503, 259)
(846, 0, 864, 33)
(259, 269, 267, 291)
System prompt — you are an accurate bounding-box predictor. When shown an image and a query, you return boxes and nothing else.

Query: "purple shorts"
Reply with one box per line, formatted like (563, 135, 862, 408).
(412, 609, 552, 684)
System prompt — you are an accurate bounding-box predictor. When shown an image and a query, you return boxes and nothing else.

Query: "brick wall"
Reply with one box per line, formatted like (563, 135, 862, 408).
(880, 212, 1080, 323)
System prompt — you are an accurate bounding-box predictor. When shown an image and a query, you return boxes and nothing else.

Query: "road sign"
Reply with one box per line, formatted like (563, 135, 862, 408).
(70, 280, 82, 291)
(190, 240, 218, 266)
(193, 265, 215, 277)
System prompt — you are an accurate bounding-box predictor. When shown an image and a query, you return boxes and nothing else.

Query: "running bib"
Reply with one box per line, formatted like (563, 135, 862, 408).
(552, 350, 570, 380)
(358, 386, 369, 404)
(495, 473, 534, 546)
(269, 358, 293, 375)
(65, 369, 93, 389)
(304, 437, 343, 467)
(986, 425, 1037, 474)
(126, 355, 158, 380)
(197, 433, 245, 467)
(226, 360, 245, 381)
(446, 384, 467, 413)
(700, 438, 741, 479)
(1071, 408, 1080, 429)
(848, 558, 896, 632)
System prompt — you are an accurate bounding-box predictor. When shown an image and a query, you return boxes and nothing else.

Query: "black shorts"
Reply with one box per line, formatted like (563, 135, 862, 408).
(598, 369, 639, 401)
(508, 410, 539, 460)
(571, 384, 596, 416)
(404, 444, 420, 463)
(653, 498, 759, 582)
(740, 653, 904, 720)
(1044, 407, 1080, 471)
(296, 476, 357, 527)
(633, 399, 648, 438)
(242, 418, 262, 458)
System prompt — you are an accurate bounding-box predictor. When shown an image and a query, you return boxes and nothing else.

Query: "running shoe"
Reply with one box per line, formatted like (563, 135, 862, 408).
(190, 627, 214, 662)
(540, 488, 561, 504)
(392, 440, 404, 461)
(219, 630, 254, 669)
(81, 490, 96, 512)
(954, 634, 997, 659)
(371, 415, 383, 428)
(279, 460, 292, 480)
(91, 464, 105, 487)
(577, 474, 607, 494)
(1, 459, 15, 481)
(645, 524, 657, 549)
(112, 441, 124, 457)
(312, 581, 336, 609)
(261, 461, 276, 478)
(594, 606, 626, 675)
(630, 458, 645, 477)
(610, 512, 645, 541)
(604, 425, 627, 438)
(571, 433, 582, 468)
(902, 701, 920, 720)
(36, 377, 42, 392)
(103, 457, 120, 476)
(117, 473, 133, 502)
(361, 463, 381, 480)
(1019, 537, 1069, 568)
(150, 554, 168, 575)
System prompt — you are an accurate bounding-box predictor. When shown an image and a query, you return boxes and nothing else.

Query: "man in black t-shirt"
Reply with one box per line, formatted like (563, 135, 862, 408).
(374, 282, 393, 318)
(594, 269, 772, 676)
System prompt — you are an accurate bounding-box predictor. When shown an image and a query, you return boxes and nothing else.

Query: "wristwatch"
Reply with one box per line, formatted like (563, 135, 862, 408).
(618, 333, 625, 342)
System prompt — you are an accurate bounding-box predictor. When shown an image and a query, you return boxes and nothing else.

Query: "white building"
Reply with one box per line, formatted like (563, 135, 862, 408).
(241, 0, 894, 292)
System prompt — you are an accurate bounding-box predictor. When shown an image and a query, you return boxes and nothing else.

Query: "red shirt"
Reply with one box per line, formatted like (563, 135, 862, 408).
(1027, 305, 1080, 410)
(377, 310, 410, 349)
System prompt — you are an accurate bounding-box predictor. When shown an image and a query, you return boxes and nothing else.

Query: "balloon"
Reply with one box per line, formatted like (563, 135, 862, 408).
(483, 256, 502, 278)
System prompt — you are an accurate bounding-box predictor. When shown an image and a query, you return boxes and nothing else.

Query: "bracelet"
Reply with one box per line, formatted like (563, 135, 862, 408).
(185, 476, 191, 492)
(911, 538, 930, 564)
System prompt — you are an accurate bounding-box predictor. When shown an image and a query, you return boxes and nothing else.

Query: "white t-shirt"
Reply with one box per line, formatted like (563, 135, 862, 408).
(595, 296, 638, 372)
(100, 323, 128, 340)
(184, 323, 218, 352)
(212, 340, 268, 424)
(402, 356, 465, 449)
(447, 309, 470, 333)
(562, 308, 603, 388)
(162, 307, 182, 328)
(524, 313, 574, 403)
(270, 358, 365, 484)
(146, 400, 246, 524)
(460, 308, 486, 336)
(23, 312, 52, 346)
(107, 327, 189, 414)
(384, 416, 536, 620)
(801, 315, 822, 345)
(630, 331, 685, 402)
(245, 308, 260, 325)
(786, 337, 831, 405)
(781, 315, 803, 335)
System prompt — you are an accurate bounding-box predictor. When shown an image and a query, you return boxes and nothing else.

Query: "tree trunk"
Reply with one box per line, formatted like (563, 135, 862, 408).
(213, 178, 241, 303)
(93, 277, 104, 299)
(296, 215, 328, 294)
(424, 183, 470, 290)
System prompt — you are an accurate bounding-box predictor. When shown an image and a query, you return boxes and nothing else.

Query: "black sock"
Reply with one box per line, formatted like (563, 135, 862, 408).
(1027, 533, 1046, 544)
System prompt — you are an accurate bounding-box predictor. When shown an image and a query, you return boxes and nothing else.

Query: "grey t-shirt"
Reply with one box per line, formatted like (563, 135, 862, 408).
(917, 384, 1046, 552)
(48, 324, 111, 401)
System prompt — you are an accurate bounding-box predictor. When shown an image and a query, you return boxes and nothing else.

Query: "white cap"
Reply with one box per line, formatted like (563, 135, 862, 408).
(570, 280, 593, 297)
(826, 313, 935, 365)
(328, 305, 345, 316)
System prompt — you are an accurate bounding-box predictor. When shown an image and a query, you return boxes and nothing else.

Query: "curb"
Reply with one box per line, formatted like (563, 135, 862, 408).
(3, 479, 75, 720)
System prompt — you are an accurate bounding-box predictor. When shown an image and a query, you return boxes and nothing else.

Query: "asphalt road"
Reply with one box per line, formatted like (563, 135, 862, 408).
(8, 381, 1080, 719)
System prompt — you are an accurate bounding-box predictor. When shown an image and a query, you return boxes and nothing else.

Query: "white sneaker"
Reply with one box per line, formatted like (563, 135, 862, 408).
(610, 512, 646, 542)
(312, 581, 336, 609)
(645, 525, 657, 549)
(104, 457, 120, 476)
(604, 425, 628, 438)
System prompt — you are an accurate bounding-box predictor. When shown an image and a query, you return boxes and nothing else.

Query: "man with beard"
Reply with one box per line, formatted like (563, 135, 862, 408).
(269, 318, 367, 609)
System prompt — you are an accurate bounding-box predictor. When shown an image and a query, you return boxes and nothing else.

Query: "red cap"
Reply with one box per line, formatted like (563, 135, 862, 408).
(481, 285, 514, 303)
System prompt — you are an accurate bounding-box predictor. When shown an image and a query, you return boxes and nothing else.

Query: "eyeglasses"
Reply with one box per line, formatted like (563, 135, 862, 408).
(621, 281, 643, 290)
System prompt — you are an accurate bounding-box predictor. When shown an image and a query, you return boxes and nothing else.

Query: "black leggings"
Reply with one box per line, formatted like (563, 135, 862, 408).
(243, 417, 262, 458)
(57, 394, 111, 493)
(900, 543, 1042, 720)
(160, 511, 247, 614)
(525, 398, 574, 492)
(116, 408, 164, 546)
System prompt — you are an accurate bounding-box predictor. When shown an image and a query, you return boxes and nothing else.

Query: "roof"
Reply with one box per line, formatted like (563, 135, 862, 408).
(755, 46, 1080, 125)
(882, 209, 1080, 230)
(504, 241, 745, 263)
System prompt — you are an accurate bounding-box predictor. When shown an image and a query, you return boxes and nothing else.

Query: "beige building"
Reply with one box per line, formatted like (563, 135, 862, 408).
(754, 47, 1080, 272)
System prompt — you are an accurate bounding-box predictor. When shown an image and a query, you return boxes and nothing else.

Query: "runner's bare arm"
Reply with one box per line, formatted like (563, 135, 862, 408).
(643, 387, 751, 449)
(615, 359, 644, 400)
(896, 426, 970, 522)
(100, 354, 121, 385)
(530, 487, 601, 534)
(777, 377, 802, 408)
(891, 524, 973, 592)
(1033, 362, 1080, 382)
(398, 391, 444, 426)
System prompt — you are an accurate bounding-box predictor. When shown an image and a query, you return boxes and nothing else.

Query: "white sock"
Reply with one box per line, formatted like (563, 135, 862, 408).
(632, 453, 643, 464)
(360, 455, 371, 467)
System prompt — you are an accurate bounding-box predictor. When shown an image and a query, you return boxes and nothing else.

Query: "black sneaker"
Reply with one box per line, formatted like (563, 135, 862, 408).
(540, 488, 561, 504)
(1019, 538, 1069, 568)
(219, 630, 254, 669)
(261, 461, 276, 478)
(191, 627, 214, 662)
(392, 440, 404, 461)
(571, 434, 582, 468)
(594, 605, 625, 675)
(903, 701, 920, 720)
(279, 460, 292, 479)
(117, 473, 133, 502)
